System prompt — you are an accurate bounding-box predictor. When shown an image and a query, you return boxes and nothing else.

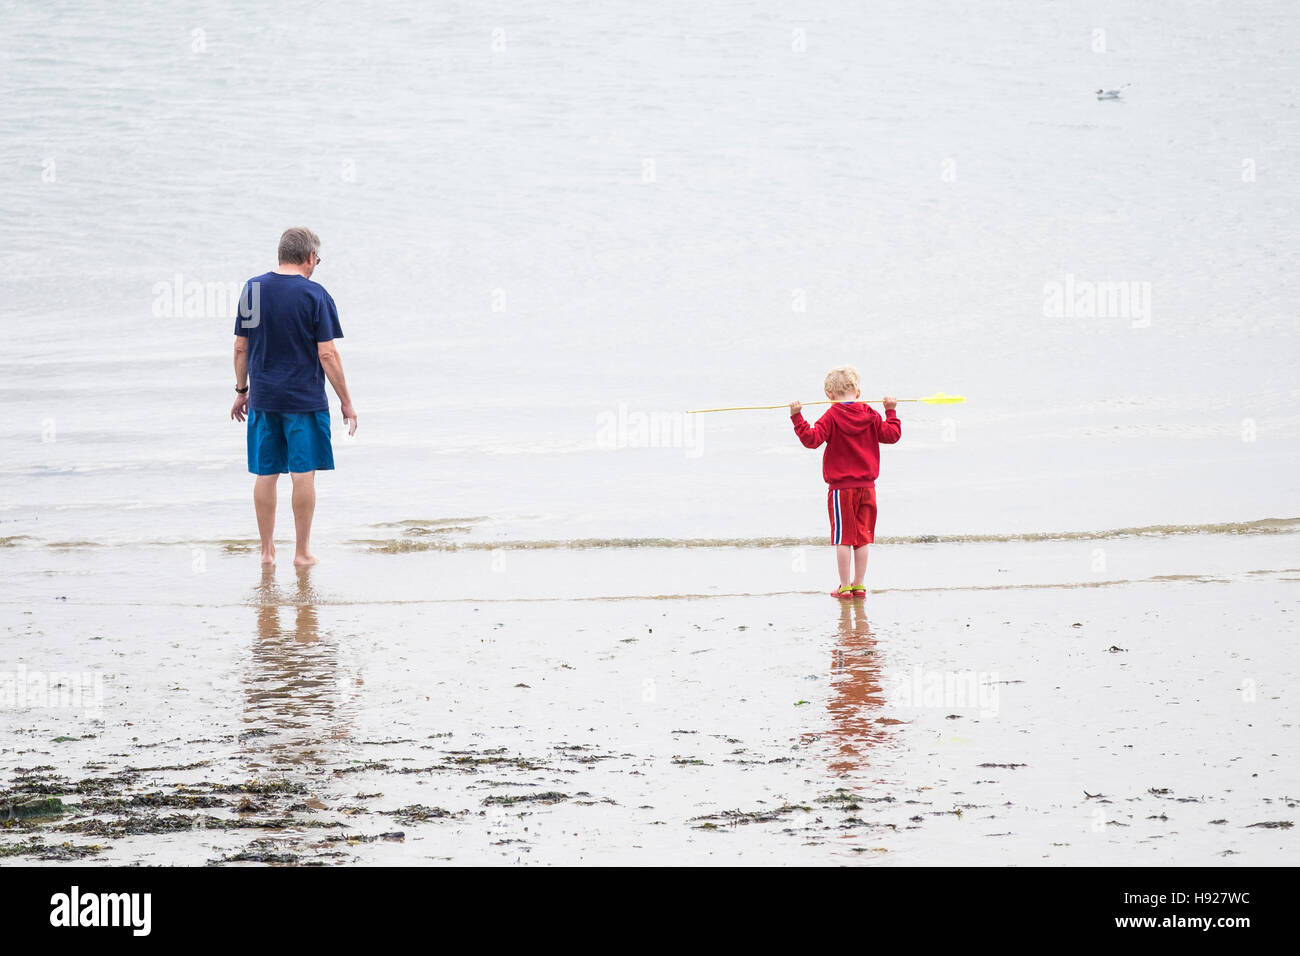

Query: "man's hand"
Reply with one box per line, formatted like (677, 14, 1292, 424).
(883, 396, 897, 411)
(789, 400, 802, 417)
(341, 402, 358, 436)
(231, 392, 249, 422)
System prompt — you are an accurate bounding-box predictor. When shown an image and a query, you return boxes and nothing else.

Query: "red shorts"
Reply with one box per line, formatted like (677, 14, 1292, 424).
(828, 485, 876, 546)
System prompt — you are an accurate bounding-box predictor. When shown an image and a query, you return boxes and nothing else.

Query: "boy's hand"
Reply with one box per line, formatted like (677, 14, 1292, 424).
(789, 400, 802, 417)
(883, 396, 897, 411)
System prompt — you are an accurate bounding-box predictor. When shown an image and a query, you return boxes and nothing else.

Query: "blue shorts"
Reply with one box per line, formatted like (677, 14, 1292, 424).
(247, 409, 334, 475)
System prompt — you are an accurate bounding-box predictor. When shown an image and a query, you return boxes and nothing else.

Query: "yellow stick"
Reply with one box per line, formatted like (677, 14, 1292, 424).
(689, 399, 905, 413)
(687, 392, 966, 414)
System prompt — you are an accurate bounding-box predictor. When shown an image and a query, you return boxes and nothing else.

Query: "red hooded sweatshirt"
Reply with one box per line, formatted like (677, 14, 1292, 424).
(792, 402, 901, 489)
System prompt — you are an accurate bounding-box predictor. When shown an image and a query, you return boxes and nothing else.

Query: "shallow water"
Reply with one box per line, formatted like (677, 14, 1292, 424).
(3, 541, 1296, 865)
(3, 532, 1297, 865)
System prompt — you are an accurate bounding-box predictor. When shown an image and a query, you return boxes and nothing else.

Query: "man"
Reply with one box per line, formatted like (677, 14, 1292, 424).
(230, 227, 357, 567)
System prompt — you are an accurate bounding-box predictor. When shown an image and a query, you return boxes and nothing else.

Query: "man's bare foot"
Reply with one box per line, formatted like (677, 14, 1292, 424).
(261, 547, 275, 566)
(293, 552, 318, 567)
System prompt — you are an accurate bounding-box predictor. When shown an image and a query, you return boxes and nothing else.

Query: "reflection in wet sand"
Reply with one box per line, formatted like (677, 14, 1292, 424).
(823, 601, 892, 776)
(243, 566, 359, 771)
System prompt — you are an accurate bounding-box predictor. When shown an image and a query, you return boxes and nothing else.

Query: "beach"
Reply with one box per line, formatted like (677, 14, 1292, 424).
(2, 0, 1298, 869)
(3, 525, 1296, 865)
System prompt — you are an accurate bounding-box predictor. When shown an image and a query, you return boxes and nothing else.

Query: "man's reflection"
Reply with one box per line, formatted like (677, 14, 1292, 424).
(243, 566, 356, 771)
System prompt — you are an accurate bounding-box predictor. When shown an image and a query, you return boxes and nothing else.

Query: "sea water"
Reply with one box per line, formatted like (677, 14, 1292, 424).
(2, 0, 1297, 553)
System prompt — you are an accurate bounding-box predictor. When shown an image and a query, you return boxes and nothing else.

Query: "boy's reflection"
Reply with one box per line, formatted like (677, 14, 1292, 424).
(823, 600, 893, 775)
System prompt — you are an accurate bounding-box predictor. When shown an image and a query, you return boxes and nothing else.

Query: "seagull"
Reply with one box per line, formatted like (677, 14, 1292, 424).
(1095, 84, 1130, 100)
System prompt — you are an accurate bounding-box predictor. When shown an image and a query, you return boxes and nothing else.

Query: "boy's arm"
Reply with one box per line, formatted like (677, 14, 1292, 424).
(789, 401, 832, 448)
(878, 397, 901, 444)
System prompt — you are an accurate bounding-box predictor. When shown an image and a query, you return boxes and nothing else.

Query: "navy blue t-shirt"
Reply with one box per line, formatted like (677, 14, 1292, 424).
(233, 273, 343, 413)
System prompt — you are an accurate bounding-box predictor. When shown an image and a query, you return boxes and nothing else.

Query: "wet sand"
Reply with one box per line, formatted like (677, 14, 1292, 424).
(2, 531, 1297, 865)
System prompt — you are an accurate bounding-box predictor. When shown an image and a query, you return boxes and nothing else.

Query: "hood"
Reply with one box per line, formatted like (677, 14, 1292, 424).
(828, 401, 877, 435)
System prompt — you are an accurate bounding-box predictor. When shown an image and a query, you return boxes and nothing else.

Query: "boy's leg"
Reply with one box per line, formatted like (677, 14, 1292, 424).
(836, 545, 853, 586)
(829, 488, 851, 587)
(852, 544, 869, 586)
(254, 475, 278, 565)
(852, 485, 877, 587)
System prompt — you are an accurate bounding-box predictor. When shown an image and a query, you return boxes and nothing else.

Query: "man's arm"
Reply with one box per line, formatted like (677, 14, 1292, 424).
(231, 335, 249, 422)
(318, 339, 357, 436)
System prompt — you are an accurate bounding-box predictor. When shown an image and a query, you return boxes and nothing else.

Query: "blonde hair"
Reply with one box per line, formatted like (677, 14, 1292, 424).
(824, 365, 860, 399)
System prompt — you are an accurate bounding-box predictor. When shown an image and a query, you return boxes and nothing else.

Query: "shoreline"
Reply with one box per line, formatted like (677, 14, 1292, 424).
(2, 532, 1296, 865)
(5, 514, 1299, 555)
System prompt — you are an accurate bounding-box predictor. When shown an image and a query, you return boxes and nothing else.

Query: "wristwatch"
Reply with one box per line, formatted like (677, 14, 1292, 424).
(235, 385, 249, 394)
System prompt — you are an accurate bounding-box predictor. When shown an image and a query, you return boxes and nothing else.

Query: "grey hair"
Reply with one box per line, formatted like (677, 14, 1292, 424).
(277, 227, 321, 265)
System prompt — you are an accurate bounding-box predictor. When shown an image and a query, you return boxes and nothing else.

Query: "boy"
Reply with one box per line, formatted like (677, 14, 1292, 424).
(790, 366, 901, 600)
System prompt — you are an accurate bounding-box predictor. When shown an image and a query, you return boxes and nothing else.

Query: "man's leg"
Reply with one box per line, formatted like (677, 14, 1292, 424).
(254, 475, 278, 565)
(290, 471, 318, 567)
(852, 544, 869, 587)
